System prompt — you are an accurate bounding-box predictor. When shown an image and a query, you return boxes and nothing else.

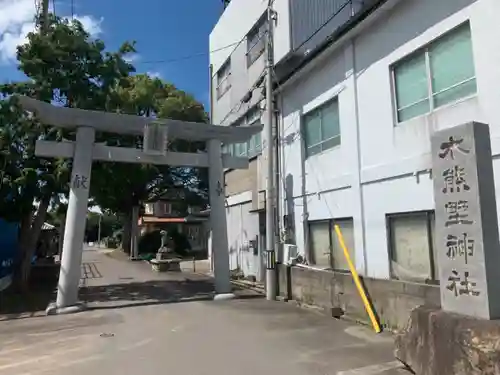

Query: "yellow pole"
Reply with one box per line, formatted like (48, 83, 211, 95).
(334, 224, 381, 333)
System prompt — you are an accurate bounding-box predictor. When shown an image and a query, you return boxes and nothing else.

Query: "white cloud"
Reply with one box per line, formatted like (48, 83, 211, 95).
(124, 53, 140, 64)
(0, 0, 103, 64)
(73, 14, 103, 36)
(147, 71, 162, 79)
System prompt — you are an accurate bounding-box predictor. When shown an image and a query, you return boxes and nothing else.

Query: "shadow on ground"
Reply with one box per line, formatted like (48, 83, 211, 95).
(80, 278, 262, 310)
(0, 265, 59, 321)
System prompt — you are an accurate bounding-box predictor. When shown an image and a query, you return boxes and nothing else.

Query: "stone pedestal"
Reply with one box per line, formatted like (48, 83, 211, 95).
(395, 306, 500, 375)
(150, 259, 181, 272)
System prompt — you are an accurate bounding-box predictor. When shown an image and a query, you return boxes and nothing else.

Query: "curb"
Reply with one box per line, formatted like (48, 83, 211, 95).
(230, 279, 265, 295)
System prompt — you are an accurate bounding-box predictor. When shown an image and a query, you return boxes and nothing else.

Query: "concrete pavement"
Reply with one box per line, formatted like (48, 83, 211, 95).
(0, 248, 407, 375)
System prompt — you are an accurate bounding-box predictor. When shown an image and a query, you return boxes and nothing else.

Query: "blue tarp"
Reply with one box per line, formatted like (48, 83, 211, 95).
(0, 219, 19, 291)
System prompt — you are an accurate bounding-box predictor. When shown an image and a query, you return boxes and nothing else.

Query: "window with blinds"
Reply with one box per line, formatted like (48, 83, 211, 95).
(309, 218, 355, 271)
(247, 15, 268, 67)
(393, 23, 476, 123)
(387, 211, 438, 283)
(216, 59, 232, 99)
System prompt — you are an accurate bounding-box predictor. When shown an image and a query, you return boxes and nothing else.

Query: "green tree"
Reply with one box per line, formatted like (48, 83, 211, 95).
(90, 74, 209, 252)
(0, 14, 135, 289)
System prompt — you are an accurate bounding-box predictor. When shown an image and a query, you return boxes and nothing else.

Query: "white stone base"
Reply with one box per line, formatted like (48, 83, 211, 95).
(46, 302, 87, 316)
(213, 293, 236, 301)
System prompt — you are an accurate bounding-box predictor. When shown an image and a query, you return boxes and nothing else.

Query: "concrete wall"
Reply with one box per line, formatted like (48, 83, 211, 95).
(278, 264, 440, 331)
(279, 0, 500, 279)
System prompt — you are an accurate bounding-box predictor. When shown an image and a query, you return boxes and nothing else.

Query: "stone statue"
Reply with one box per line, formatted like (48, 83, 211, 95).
(157, 230, 175, 260)
(160, 230, 168, 249)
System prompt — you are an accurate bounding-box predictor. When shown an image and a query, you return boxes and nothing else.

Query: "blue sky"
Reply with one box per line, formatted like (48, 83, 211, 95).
(0, 0, 225, 110)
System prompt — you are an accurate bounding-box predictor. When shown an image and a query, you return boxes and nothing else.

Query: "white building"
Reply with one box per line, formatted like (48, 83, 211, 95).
(278, 0, 500, 285)
(210, 0, 500, 326)
(209, 0, 292, 281)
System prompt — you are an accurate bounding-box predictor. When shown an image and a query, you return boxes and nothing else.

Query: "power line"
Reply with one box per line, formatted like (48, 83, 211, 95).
(139, 41, 242, 65)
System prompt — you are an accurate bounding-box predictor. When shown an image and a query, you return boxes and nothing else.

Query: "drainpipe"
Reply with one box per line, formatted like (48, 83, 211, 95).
(274, 104, 281, 261)
(349, 39, 368, 275)
(208, 63, 215, 273)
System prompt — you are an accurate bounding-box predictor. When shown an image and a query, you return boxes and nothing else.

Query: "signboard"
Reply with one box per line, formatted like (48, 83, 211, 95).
(0, 219, 18, 291)
(431, 122, 500, 320)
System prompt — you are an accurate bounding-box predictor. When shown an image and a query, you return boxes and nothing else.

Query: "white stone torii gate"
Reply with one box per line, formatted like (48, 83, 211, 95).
(16, 96, 262, 314)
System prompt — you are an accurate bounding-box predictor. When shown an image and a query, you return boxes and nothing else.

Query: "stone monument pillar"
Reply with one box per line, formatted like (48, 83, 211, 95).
(431, 121, 500, 320)
(395, 122, 500, 375)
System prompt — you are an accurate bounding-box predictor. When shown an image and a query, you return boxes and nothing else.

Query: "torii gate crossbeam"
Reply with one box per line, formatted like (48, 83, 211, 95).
(16, 96, 263, 315)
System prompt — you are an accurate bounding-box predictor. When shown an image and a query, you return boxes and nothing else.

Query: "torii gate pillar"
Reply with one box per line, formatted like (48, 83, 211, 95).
(207, 139, 231, 296)
(57, 127, 95, 310)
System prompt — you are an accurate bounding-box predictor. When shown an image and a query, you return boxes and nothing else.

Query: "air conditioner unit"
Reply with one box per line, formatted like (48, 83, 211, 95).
(283, 244, 298, 265)
(143, 122, 168, 155)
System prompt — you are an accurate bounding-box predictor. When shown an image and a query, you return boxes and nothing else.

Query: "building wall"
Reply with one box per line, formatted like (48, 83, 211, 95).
(209, 0, 291, 126)
(226, 198, 261, 279)
(209, 0, 291, 74)
(279, 0, 500, 279)
(225, 159, 259, 196)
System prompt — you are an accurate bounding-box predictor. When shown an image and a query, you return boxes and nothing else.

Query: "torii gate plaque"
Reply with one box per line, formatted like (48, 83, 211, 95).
(16, 96, 262, 314)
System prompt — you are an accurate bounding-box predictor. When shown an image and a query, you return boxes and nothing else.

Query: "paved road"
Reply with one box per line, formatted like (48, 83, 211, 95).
(0, 249, 406, 375)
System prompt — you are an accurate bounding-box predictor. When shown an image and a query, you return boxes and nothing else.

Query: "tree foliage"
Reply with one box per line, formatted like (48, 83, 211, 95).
(0, 13, 209, 287)
(90, 74, 209, 251)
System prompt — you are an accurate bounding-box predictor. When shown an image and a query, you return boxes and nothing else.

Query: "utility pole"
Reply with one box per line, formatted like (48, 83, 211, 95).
(97, 214, 102, 248)
(38, 0, 50, 34)
(265, 0, 277, 301)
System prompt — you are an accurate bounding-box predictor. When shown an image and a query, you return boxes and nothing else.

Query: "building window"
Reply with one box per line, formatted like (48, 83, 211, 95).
(216, 59, 231, 99)
(387, 211, 438, 283)
(246, 106, 262, 158)
(248, 132, 262, 158)
(234, 142, 248, 157)
(393, 23, 476, 123)
(222, 107, 263, 159)
(309, 218, 355, 271)
(247, 15, 268, 67)
(221, 143, 233, 155)
(158, 202, 172, 215)
(246, 105, 261, 124)
(303, 98, 341, 157)
(145, 204, 154, 215)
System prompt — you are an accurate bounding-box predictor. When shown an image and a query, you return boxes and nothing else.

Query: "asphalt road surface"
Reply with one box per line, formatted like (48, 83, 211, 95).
(0, 248, 407, 375)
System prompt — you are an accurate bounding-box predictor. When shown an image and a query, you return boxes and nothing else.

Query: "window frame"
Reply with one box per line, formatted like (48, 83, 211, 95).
(246, 14, 268, 67)
(391, 22, 476, 124)
(302, 98, 341, 158)
(308, 217, 355, 272)
(386, 210, 438, 284)
(216, 58, 232, 99)
(222, 106, 263, 160)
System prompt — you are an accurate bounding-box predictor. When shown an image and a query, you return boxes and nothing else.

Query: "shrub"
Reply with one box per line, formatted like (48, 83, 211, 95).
(138, 231, 161, 255)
